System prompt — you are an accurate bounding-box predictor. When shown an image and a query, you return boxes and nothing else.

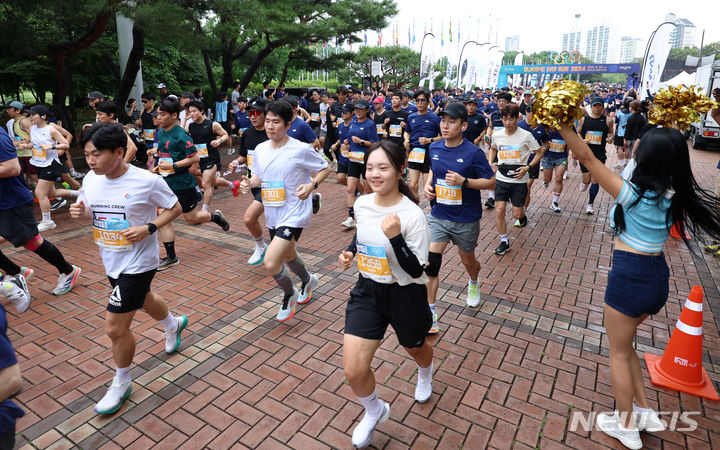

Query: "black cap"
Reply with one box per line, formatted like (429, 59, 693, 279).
(284, 95, 299, 108)
(247, 97, 267, 110)
(438, 102, 468, 122)
(342, 102, 355, 112)
(28, 104, 51, 117)
(463, 97, 478, 105)
(354, 99, 370, 109)
(181, 92, 195, 99)
(590, 96, 604, 106)
(87, 91, 104, 100)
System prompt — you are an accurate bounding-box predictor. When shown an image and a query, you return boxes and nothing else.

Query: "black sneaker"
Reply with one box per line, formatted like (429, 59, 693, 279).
(50, 198, 67, 211)
(213, 210, 230, 231)
(157, 256, 179, 271)
(516, 215, 528, 227)
(494, 240, 510, 255)
(484, 197, 495, 208)
(312, 193, 322, 214)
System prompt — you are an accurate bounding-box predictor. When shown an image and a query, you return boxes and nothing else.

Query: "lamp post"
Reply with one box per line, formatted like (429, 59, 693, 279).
(457, 40, 480, 88)
(419, 32, 435, 87)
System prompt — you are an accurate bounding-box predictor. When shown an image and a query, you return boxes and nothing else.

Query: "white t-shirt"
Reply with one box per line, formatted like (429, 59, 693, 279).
(491, 127, 540, 184)
(78, 166, 178, 278)
(252, 137, 328, 229)
(6, 119, 14, 139)
(29, 124, 60, 168)
(320, 103, 328, 131)
(354, 193, 429, 286)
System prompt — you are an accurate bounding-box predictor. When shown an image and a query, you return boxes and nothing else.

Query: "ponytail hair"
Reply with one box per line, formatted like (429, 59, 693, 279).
(364, 140, 419, 204)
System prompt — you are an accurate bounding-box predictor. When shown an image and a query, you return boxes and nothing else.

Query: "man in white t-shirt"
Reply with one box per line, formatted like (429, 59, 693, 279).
(70, 122, 189, 415)
(488, 104, 541, 255)
(239, 101, 332, 321)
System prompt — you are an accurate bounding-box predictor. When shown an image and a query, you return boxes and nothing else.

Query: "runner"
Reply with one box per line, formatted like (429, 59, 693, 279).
(2, 101, 36, 187)
(462, 97, 488, 146)
(542, 129, 570, 213)
(148, 98, 230, 270)
(184, 100, 238, 212)
(282, 96, 322, 213)
(488, 104, 541, 255)
(517, 104, 547, 223)
(404, 90, 441, 198)
(71, 122, 188, 415)
(383, 92, 409, 149)
(136, 92, 158, 162)
(331, 102, 356, 227)
(0, 126, 80, 304)
(238, 100, 331, 321)
(338, 140, 433, 448)
(423, 103, 495, 335)
(577, 95, 614, 214)
(613, 98, 632, 169)
(228, 97, 270, 264)
(372, 97, 388, 141)
(94, 101, 138, 163)
(400, 91, 418, 115)
(346, 99, 379, 228)
(483, 92, 513, 208)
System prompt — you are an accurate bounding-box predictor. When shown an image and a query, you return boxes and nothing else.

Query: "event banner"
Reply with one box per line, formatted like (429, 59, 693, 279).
(640, 22, 677, 99)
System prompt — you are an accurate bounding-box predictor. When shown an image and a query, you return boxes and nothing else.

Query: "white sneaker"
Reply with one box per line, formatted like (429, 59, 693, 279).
(165, 315, 188, 354)
(633, 405, 666, 432)
(351, 401, 390, 448)
(586, 204, 595, 215)
(341, 217, 356, 228)
(549, 202, 561, 213)
(415, 364, 433, 403)
(596, 412, 643, 449)
(276, 289, 299, 322)
(248, 246, 266, 265)
(428, 313, 439, 334)
(53, 265, 81, 295)
(579, 183, 588, 192)
(38, 220, 56, 232)
(563, 171, 569, 180)
(467, 281, 480, 307)
(298, 274, 318, 305)
(94, 377, 132, 414)
(541, 182, 548, 189)
(0, 275, 31, 313)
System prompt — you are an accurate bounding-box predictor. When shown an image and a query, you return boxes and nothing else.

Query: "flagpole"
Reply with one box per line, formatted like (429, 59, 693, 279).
(457, 40, 479, 88)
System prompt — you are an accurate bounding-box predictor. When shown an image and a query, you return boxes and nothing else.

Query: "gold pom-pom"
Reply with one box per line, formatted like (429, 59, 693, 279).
(649, 84, 719, 131)
(527, 79, 589, 131)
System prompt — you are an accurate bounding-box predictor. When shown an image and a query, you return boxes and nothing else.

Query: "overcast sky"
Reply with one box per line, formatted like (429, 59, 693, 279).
(367, 0, 718, 61)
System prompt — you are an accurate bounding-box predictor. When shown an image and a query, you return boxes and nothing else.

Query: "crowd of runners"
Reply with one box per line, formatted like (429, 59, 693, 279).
(1, 79, 720, 449)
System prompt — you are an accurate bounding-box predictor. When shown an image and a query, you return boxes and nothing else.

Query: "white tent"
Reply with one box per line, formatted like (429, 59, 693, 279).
(659, 71, 695, 89)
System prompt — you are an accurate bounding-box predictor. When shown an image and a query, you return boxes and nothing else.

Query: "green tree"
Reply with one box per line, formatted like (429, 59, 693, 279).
(337, 46, 420, 89)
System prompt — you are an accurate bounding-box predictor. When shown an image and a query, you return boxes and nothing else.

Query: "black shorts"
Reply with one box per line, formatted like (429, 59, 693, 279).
(408, 147, 430, 173)
(337, 163, 348, 175)
(199, 152, 221, 172)
(613, 135, 625, 147)
(268, 226, 303, 242)
(251, 187, 263, 203)
(344, 276, 432, 348)
(527, 164, 540, 179)
(0, 202, 38, 247)
(107, 269, 156, 314)
(494, 180, 528, 207)
(174, 187, 199, 213)
(580, 146, 608, 173)
(36, 160, 64, 182)
(347, 161, 365, 179)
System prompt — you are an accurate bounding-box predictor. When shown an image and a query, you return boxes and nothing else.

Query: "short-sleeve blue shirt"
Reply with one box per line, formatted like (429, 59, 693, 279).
(348, 118, 379, 159)
(0, 128, 34, 210)
(406, 111, 440, 147)
(0, 304, 24, 434)
(288, 117, 317, 144)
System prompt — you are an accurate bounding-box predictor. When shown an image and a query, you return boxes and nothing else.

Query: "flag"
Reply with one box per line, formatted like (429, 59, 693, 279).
(449, 19, 452, 43)
(640, 21, 677, 99)
(379, 32, 382, 47)
(395, 23, 399, 45)
(364, 33, 367, 46)
(441, 22, 444, 46)
(413, 20, 416, 45)
(408, 24, 411, 46)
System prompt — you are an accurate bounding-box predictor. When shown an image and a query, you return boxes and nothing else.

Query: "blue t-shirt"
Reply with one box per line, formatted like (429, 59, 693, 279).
(348, 118, 379, 161)
(616, 109, 631, 137)
(0, 128, 34, 210)
(545, 130, 569, 158)
(406, 111, 440, 147)
(288, 117, 317, 144)
(336, 122, 351, 165)
(402, 104, 418, 115)
(610, 180, 673, 253)
(518, 120, 547, 164)
(429, 139, 494, 223)
(0, 304, 24, 434)
(214, 100, 229, 123)
(299, 97, 308, 110)
(234, 111, 251, 131)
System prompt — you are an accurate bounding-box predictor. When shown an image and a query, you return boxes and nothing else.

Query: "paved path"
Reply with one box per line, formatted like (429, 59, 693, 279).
(4, 143, 720, 449)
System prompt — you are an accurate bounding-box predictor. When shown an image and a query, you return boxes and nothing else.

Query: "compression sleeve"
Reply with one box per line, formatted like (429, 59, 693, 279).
(388, 234, 424, 278)
(346, 232, 357, 255)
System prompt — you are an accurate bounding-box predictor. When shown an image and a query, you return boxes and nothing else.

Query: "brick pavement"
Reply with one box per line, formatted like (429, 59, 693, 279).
(3, 143, 720, 449)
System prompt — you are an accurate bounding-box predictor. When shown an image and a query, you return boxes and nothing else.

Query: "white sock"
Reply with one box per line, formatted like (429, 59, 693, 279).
(418, 361, 433, 381)
(116, 365, 131, 384)
(202, 204, 209, 212)
(160, 313, 176, 331)
(42, 212, 51, 222)
(429, 303, 436, 315)
(500, 234, 508, 244)
(488, 191, 495, 199)
(469, 279, 478, 286)
(357, 389, 383, 419)
(634, 403, 652, 413)
(254, 236, 266, 249)
(619, 158, 625, 165)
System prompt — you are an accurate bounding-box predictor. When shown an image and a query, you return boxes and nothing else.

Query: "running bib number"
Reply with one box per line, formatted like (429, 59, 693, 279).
(340, 145, 349, 159)
(311, 112, 320, 121)
(376, 124, 386, 136)
(549, 139, 566, 153)
(31, 146, 47, 160)
(493, 126, 505, 134)
(143, 129, 155, 141)
(408, 147, 425, 164)
(261, 181, 286, 207)
(389, 124, 402, 137)
(247, 149, 254, 170)
(158, 157, 175, 177)
(357, 243, 392, 282)
(238, 127, 247, 136)
(196, 143, 208, 158)
(498, 145, 521, 164)
(349, 150, 364, 163)
(93, 219, 132, 252)
(586, 131, 602, 145)
(436, 179, 462, 205)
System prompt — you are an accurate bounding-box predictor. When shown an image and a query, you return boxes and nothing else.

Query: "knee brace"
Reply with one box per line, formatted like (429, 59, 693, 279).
(23, 234, 43, 251)
(424, 252, 442, 277)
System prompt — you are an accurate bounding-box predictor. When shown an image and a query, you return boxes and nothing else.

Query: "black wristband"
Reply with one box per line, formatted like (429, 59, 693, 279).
(147, 223, 157, 234)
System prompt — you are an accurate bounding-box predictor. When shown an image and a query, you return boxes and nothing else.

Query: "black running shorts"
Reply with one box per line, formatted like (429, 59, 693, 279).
(107, 269, 156, 314)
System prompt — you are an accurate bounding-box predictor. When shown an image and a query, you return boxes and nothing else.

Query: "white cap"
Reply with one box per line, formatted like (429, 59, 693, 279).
(157, 83, 167, 89)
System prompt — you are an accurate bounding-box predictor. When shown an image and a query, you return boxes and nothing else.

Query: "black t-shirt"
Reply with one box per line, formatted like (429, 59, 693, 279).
(579, 114, 610, 149)
(384, 108, 409, 146)
(188, 119, 215, 145)
(519, 102, 532, 116)
(325, 102, 342, 139)
(373, 110, 389, 139)
(239, 127, 269, 176)
(307, 100, 321, 127)
(490, 111, 503, 129)
(140, 108, 157, 140)
(463, 113, 487, 142)
(625, 113, 647, 141)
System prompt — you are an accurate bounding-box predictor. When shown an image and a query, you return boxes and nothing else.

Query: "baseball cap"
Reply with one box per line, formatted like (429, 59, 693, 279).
(590, 96, 604, 106)
(342, 102, 355, 112)
(373, 96, 384, 104)
(181, 92, 195, 99)
(438, 102, 468, 122)
(247, 97, 267, 110)
(2, 100, 23, 110)
(157, 83, 167, 89)
(462, 97, 478, 105)
(284, 95, 299, 108)
(523, 90, 532, 96)
(28, 105, 51, 117)
(354, 99, 370, 109)
(87, 91, 104, 100)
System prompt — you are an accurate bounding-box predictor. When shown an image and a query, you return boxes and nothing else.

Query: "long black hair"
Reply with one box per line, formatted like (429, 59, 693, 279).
(364, 140, 418, 204)
(613, 127, 720, 247)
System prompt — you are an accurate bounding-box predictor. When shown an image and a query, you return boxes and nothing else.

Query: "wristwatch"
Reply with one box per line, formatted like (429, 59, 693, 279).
(147, 223, 157, 234)
(172, 163, 178, 171)
(462, 177, 469, 188)
(313, 181, 319, 190)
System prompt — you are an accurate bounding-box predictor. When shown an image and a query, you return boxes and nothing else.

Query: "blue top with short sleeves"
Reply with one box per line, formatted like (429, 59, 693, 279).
(610, 180, 673, 253)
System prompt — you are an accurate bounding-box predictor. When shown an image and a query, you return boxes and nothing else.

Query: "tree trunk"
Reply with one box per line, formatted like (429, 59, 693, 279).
(115, 24, 145, 123)
(278, 57, 292, 87)
(220, 38, 236, 94)
(202, 49, 218, 103)
(236, 40, 286, 95)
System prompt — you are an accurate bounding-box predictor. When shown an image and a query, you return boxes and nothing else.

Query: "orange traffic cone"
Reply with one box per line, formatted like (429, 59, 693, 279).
(669, 222, 691, 240)
(644, 285, 719, 400)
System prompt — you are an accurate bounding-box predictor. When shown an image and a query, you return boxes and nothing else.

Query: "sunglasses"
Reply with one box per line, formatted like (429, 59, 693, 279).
(248, 109, 264, 117)
(415, 98, 428, 103)
(141, 100, 149, 103)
